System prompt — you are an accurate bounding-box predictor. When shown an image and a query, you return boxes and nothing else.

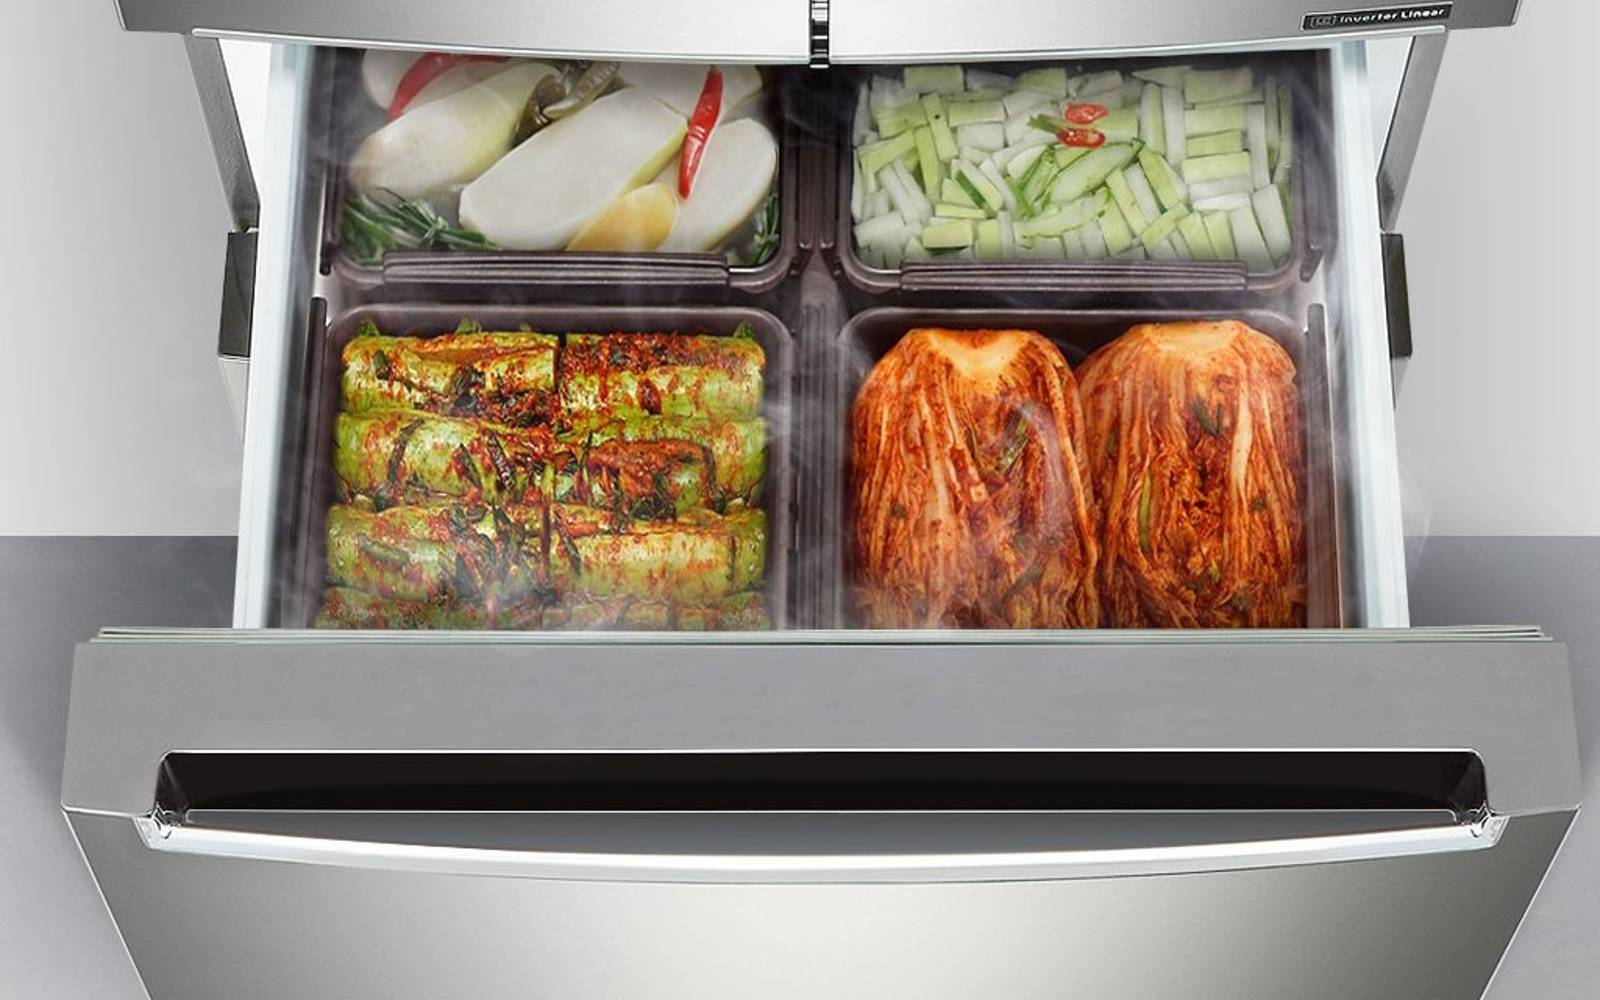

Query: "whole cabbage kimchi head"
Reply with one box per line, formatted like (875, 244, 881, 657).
(850, 328, 1100, 629)
(1077, 320, 1306, 629)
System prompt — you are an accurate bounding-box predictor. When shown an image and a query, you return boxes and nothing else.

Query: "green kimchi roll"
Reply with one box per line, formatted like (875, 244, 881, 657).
(324, 502, 549, 605)
(558, 333, 765, 423)
(334, 410, 561, 506)
(544, 591, 770, 631)
(342, 328, 558, 426)
(315, 586, 544, 630)
(548, 505, 767, 604)
(575, 415, 766, 504)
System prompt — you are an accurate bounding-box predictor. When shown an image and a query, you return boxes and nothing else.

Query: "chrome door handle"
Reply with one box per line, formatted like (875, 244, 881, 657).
(134, 811, 1507, 885)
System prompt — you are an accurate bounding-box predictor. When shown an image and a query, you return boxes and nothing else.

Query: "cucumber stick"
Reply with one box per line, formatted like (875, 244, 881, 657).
(905, 65, 964, 94)
(1136, 149, 1187, 211)
(922, 218, 975, 250)
(1185, 104, 1247, 136)
(955, 161, 1006, 213)
(860, 132, 917, 178)
(1204, 211, 1236, 259)
(1188, 130, 1244, 158)
(975, 218, 1002, 259)
(1245, 103, 1270, 190)
(1049, 143, 1139, 203)
(1252, 185, 1292, 263)
(1185, 66, 1253, 105)
(1017, 67, 1069, 98)
(1104, 170, 1149, 232)
(934, 203, 988, 220)
(1182, 151, 1252, 184)
(914, 127, 942, 199)
(1138, 83, 1166, 157)
(1139, 205, 1187, 253)
(1177, 211, 1217, 260)
(947, 100, 1006, 127)
(922, 94, 960, 160)
(1098, 199, 1136, 255)
(1229, 205, 1273, 271)
(940, 176, 976, 208)
(1133, 65, 1189, 89)
(1123, 165, 1163, 224)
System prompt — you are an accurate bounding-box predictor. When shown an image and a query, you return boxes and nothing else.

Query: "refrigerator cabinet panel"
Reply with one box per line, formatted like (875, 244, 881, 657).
(63, 632, 1579, 1000)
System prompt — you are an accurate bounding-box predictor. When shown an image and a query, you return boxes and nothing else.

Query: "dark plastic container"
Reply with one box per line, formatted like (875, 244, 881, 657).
(829, 52, 1331, 300)
(322, 51, 807, 298)
(815, 306, 1343, 630)
(276, 303, 796, 630)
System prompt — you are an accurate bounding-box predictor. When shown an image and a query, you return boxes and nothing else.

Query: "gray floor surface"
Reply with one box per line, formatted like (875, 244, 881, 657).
(0, 536, 1592, 998)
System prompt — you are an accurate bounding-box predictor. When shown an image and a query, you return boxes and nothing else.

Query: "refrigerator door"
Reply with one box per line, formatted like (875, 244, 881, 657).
(64, 631, 1578, 1000)
(827, 2, 1504, 63)
(116, 0, 813, 63)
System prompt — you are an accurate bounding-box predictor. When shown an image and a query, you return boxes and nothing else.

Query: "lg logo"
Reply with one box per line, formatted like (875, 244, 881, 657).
(1306, 14, 1339, 27)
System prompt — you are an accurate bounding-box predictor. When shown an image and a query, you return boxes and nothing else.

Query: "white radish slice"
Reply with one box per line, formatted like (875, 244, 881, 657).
(407, 61, 513, 112)
(1246, 104, 1271, 190)
(658, 118, 779, 252)
(361, 49, 421, 108)
(616, 64, 764, 120)
(567, 183, 678, 252)
(1162, 85, 1187, 166)
(350, 62, 556, 199)
(460, 87, 687, 250)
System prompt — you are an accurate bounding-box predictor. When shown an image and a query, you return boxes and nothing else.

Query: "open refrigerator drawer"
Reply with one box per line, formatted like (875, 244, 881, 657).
(66, 6, 1578, 999)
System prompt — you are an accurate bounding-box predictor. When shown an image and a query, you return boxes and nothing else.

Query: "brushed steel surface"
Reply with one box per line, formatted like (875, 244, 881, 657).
(66, 807, 1573, 1000)
(117, 0, 811, 63)
(63, 633, 1580, 819)
(829, 2, 1510, 62)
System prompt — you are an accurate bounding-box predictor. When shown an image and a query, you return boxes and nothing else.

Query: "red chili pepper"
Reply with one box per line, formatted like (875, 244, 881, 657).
(1064, 102, 1109, 125)
(678, 67, 724, 199)
(389, 53, 508, 119)
(1058, 128, 1107, 148)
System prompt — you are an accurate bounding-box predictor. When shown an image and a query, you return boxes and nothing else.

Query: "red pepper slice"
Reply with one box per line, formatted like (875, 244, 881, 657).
(389, 53, 508, 120)
(1064, 102, 1109, 125)
(678, 67, 724, 199)
(1057, 128, 1107, 148)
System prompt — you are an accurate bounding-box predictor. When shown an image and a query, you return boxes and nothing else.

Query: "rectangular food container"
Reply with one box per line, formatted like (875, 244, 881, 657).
(815, 306, 1343, 629)
(275, 303, 796, 629)
(831, 53, 1330, 300)
(322, 51, 808, 298)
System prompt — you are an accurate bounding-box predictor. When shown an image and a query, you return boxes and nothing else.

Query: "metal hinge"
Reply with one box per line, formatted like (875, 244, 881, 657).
(810, 0, 829, 67)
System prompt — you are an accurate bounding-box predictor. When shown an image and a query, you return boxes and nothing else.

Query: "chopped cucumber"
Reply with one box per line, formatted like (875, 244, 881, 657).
(1245, 104, 1270, 190)
(1017, 67, 1069, 98)
(875, 100, 929, 138)
(1149, 237, 1179, 260)
(1105, 169, 1150, 232)
(1098, 199, 1136, 255)
(913, 127, 943, 198)
(1188, 175, 1256, 201)
(1138, 83, 1167, 157)
(946, 87, 1008, 103)
(905, 65, 965, 95)
(940, 176, 976, 208)
(1061, 227, 1088, 259)
(978, 157, 1017, 212)
(1137, 148, 1188, 211)
(956, 122, 1006, 152)
(955, 160, 1006, 213)
(934, 202, 988, 220)
(1014, 192, 1107, 239)
(1133, 65, 1190, 88)
(947, 100, 1007, 127)
(1185, 104, 1248, 136)
(922, 94, 960, 160)
(1228, 205, 1273, 271)
(1195, 87, 1265, 107)
(850, 157, 866, 223)
(1080, 220, 1109, 258)
(996, 210, 1017, 257)
(921, 217, 976, 250)
(1181, 151, 1252, 184)
(1139, 205, 1187, 253)
(1252, 185, 1293, 264)
(1263, 75, 1280, 170)
(1185, 66, 1253, 105)
(1049, 142, 1139, 203)
(1162, 85, 1187, 165)
(1187, 130, 1244, 157)
(860, 131, 917, 178)
(974, 218, 1003, 259)
(1114, 245, 1149, 260)
(1123, 164, 1163, 223)
(1177, 211, 1217, 260)
(1004, 145, 1047, 182)
(1204, 210, 1236, 259)
(1020, 235, 1066, 260)
(904, 237, 930, 261)
(1099, 107, 1140, 144)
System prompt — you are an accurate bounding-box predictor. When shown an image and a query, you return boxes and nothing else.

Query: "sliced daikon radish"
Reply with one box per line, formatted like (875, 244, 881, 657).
(1133, 65, 1189, 89)
(1017, 67, 1068, 98)
(853, 86, 872, 145)
(1246, 104, 1271, 190)
(1149, 237, 1178, 260)
(460, 87, 686, 250)
(904, 237, 930, 261)
(361, 49, 420, 107)
(978, 157, 1017, 212)
(656, 117, 780, 252)
(996, 210, 1017, 257)
(1252, 185, 1293, 264)
(1188, 175, 1256, 201)
(867, 190, 891, 218)
(1099, 108, 1139, 144)
(850, 158, 866, 223)
(1229, 205, 1274, 270)
(410, 61, 512, 110)
(618, 64, 763, 120)
(1139, 84, 1166, 157)
(1170, 230, 1192, 258)
(567, 183, 678, 252)
(1262, 75, 1280, 169)
(1162, 85, 1187, 165)
(855, 211, 907, 251)
(351, 61, 556, 199)
(1185, 104, 1247, 136)
(955, 123, 1006, 151)
(966, 68, 1015, 90)
(1004, 89, 1053, 119)
(1021, 235, 1066, 259)
(1070, 70, 1123, 98)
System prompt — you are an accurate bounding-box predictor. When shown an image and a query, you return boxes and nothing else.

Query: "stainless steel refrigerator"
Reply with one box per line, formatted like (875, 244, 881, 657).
(64, 2, 1580, 998)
